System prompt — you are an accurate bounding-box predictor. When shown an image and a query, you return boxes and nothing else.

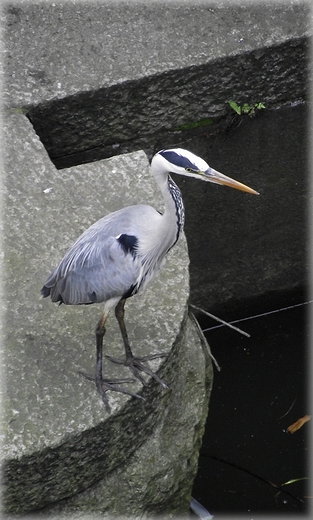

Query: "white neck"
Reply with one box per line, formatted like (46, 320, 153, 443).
(150, 154, 185, 253)
(133, 155, 185, 294)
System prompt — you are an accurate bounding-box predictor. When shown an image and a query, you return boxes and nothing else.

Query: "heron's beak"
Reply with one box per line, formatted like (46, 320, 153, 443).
(203, 168, 259, 195)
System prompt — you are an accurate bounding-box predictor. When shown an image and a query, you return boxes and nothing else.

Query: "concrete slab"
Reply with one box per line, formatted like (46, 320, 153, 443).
(3, 1, 310, 108)
(1, 112, 212, 514)
(22, 317, 213, 519)
(0, 0, 310, 514)
(2, 2, 310, 166)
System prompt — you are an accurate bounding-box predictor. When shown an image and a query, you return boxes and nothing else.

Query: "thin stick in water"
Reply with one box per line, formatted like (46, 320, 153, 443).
(189, 304, 251, 338)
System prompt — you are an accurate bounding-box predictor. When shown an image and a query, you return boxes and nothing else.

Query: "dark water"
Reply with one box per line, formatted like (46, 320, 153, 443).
(192, 291, 311, 517)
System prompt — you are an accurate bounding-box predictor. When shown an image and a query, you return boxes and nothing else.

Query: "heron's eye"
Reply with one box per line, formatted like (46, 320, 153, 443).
(185, 167, 198, 173)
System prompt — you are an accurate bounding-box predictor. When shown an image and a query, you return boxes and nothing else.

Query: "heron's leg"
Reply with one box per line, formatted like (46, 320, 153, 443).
(94, 313, 111, 410)
(107, 299, 168, 389)
(79, 312, 144, 412)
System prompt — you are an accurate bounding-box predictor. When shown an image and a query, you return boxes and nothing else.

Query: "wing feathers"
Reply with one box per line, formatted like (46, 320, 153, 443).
(42, 234, 141, 305)
(41, 205, 164, 305)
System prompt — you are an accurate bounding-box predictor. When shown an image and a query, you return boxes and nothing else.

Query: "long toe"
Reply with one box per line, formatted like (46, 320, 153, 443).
(96, 379, 111, 413)
(131, 358, 168, 389)
(106, 355, 168, 389)
(137, 352, 168, 362)
(96, 379, 145, 413)
(78, 370, 134, 385)
(101, 380, 145, 401)
(78, 370, 144, 412)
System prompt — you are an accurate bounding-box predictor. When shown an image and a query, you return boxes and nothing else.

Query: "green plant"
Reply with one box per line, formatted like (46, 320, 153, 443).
(228, 100, 266, 117)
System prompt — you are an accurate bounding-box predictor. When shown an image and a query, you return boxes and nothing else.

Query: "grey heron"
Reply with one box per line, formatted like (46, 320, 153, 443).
(41, 148, 258, 411)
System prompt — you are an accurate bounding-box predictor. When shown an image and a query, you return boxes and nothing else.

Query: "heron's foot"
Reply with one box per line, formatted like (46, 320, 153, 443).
(78, 370, 145, 413)
(105, 353, 168, 389)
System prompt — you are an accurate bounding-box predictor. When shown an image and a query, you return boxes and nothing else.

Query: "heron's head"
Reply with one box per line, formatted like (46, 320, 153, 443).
(153, 148, 259, 195)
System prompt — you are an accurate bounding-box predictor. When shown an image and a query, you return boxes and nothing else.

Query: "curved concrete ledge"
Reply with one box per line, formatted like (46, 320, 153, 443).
(1, 113, 212, 515)
(13, 315, 212, 518)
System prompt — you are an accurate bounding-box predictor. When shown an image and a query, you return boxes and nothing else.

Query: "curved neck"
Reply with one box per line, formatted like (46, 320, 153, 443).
(166, 175, 185, 248)
(151, 158, 185, 252)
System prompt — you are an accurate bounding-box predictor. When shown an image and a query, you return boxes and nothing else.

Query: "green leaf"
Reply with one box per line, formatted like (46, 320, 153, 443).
(281, 477, 309, 487)
(228, 100, 241, 115)
(242, 103, 252, 114)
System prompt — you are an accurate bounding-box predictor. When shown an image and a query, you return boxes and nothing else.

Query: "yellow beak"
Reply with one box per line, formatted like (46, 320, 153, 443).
(203, 168, 259, 195)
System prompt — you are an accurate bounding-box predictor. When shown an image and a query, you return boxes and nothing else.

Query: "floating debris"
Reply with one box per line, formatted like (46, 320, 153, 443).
(287, 415, 311, 434)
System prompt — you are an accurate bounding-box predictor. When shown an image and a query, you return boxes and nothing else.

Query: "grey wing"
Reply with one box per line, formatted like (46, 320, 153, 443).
(41, 233, 141, 305)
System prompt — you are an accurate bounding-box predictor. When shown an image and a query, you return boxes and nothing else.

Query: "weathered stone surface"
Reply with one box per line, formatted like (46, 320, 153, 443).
(1, 113, 212, 515)
(2, 2, 310, 166)
(3, 2, 310, 107)
(1, 1, 311, 516)
(25, 317, 213, 519)
(28, 35, 310, 168)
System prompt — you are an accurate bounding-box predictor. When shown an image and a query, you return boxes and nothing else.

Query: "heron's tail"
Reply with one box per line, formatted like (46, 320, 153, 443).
(41, 285, 51, 298)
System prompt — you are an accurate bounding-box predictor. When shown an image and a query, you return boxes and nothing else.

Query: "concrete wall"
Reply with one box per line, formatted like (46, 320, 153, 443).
(1, 1, 311, 516)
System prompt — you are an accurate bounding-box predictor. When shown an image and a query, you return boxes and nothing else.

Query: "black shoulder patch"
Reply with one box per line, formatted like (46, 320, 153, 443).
(117, 234, 138, 257)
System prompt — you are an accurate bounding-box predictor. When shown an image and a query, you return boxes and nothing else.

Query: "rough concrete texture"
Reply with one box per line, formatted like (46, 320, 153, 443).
(26, 318, 213, 519)
(3, 1, 310, 107)
(28, 34, 309, 168)
(2, 2, 310, 165)
(175, 101, 309, 314)
(1, 113, 212, 514)
(1, 1, 311, 516)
